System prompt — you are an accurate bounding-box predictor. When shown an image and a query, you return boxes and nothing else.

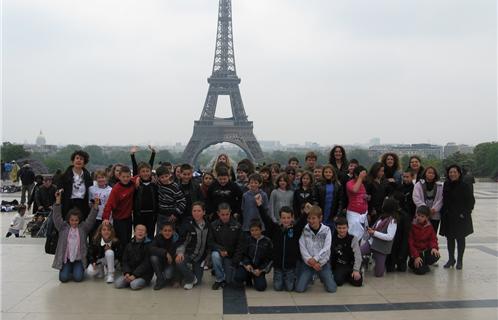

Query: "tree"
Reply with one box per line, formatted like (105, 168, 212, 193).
(1, 142, 30, 162)
(473, 142, 498, 178)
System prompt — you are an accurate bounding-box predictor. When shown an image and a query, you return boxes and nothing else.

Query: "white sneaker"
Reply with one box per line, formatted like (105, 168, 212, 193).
(184, 276, 198, 290)
(106, 273, 114, 284)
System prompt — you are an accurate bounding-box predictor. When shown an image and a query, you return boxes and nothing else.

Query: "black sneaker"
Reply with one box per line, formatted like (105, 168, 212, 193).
(212, 281, 226, 290)
(154, 280, 166, 290)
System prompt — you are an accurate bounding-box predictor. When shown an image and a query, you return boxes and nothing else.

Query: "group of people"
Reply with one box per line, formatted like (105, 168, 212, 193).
(12, 145, 476, 293)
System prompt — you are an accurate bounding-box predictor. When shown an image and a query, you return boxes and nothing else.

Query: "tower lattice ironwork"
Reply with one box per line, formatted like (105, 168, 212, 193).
(182, 0, 264, 165)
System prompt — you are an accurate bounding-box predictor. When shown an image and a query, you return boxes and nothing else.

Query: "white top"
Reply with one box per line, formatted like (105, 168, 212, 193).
(10, 213, 25, 231)
(89, 185, 113, 220)
(299, 223, 332, 266)
(71, 170, 86, 199)
(368, 218, 397, 245)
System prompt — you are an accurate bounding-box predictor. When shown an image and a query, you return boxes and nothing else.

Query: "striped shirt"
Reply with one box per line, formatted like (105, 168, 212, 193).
(157, 181, 186, 216)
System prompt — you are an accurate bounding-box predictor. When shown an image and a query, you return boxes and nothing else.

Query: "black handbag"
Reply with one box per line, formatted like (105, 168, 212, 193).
(44, 213, 58, 254)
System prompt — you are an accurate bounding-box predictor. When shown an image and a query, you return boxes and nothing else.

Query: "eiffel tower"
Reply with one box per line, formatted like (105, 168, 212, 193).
(182, 0, 264, 165)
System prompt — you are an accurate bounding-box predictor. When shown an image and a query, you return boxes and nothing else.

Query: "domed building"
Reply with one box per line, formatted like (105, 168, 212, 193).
(36, 130, 46, 146)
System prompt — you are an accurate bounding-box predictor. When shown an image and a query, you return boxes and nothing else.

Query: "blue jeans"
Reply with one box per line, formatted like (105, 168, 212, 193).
(273, 268, 296, 291)
(59, 261, 84, 283)
(211, 251, 234, 283)
(114, 275, 147, 290)
(150, 255, 176, 282)
(234, 266, 267, 291)
(176, 256, 203, 284)
(295, 262, 337, 293)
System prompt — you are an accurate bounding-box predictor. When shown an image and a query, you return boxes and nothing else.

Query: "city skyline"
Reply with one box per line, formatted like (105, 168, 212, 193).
(2, 0, 497, 146)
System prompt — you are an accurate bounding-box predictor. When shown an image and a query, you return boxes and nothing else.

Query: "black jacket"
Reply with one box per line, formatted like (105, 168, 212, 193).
(293, 186, 315, 217)
(366, 179, 388, 216)
(208, 218, 244, 264)
(178, 219, 210, 263)
(18, 166, 35, 185)
(179, 181, 202, 219)
(88, 238, 120, 264)
(35, 185, 57, 211)
(150, 233, 180, 259)
(440, 180, 475, 238)
(206, 181, 243, 216)
(257, 206, 306, 270)
(314, 181, 343, 224)
(240, 234, 273, 273)
(133, 181, 158, 217)
(60, 166, 93, 219)
(121, 237, 153, 281)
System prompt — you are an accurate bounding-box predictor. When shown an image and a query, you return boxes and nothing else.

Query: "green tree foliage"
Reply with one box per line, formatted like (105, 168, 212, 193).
(473, 142, 498, 178)
(1, 142, 30, 162)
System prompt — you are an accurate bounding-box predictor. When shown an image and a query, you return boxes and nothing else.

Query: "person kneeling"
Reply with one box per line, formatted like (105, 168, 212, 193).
(408, 205, 440, 275)
(331, 217, 363, 286)
(114, 224, 153, 290)
(234, 220, 273, 291)
(295, 206, 337, 293)
(86, 223, 119, 283)
(150, 222, 180, 290)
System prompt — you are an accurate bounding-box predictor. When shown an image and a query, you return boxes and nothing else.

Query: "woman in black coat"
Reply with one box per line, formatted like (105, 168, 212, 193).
(440, 164, 475, 270)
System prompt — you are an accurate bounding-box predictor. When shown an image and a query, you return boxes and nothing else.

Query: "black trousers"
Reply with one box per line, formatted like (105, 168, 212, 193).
(446, 237, 466, 262)
(113, 218, 132, 259)
(408, 249, 440, 275)
(333, 264, 363, 287)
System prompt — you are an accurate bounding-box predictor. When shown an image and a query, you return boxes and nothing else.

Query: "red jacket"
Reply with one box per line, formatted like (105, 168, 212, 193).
(408, 220, 439, 258)
(103, 181, 135, 221)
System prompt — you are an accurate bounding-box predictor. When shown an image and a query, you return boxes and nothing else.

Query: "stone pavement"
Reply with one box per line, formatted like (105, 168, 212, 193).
(1, 182, 497, 320)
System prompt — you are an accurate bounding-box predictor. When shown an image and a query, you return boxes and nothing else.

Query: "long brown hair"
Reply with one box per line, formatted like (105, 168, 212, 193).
(92, 223, 119, 246)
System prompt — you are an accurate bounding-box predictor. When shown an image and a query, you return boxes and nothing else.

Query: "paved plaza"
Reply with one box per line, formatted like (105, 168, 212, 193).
(1, 182, 497, 320)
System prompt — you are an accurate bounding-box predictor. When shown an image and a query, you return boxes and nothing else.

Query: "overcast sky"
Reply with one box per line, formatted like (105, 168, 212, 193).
(2, 0, 497, 147)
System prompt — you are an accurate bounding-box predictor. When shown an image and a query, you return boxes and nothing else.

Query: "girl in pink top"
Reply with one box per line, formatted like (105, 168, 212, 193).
(346, 166, 369, 239)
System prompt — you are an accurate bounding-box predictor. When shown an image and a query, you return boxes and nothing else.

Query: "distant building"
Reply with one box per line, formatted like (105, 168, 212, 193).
(260, 140, 282, 151)
(369, 138, 381, 146)
(368, 144, 443, 160)
(444, 143, 474, 158)
(36, 130, 46, 146)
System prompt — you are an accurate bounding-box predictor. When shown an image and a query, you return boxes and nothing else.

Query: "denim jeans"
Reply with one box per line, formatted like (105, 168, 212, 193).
(59, 260, 85, 283)
(295, 262, 337, 293)
(273, 268, 296, 291)
(211, 251, 234, 283)
(114, 276, 147, 290)
(176, 256, 203, 284)
(150, 255, 176, 283)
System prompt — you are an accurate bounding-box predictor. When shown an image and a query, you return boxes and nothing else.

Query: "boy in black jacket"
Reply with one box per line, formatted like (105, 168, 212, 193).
(331, 217, 363, 286)
(133, 162, 158, 236)
(34, 176, 57, 214)
(206, 168, 242, 222)
(176, 202, 210, 290)
(208, 202, 244, 290)
(256, 195, 307, 291)
(178, 164, 202, 224)
(150, 222, 180, 290)
(114, 224, 153, 290)
(234, 219, 273, 291)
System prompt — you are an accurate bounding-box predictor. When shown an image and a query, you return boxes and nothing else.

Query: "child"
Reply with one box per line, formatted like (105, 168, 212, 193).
(234, 219, 273, 291)
(130, 145, 155, 177)
(346, 166, 369, 239)
(408, 205, 440, 275)
(331, 217, 363, 287)
(295, 206, 336, 293)
(34, 176, 57, 214)
(287, 157, 300, 170)
(86, 223, 119, 283)
(150, 222, 180, 290)
(241, 173, 268, 232)
(314, 164, 343, 228)
(206, 167, 242, 222)
(360, 198, 398, 277)
(399, 170, 416, 220)
(114, 224, 153, 290)
(236, 164, 250, 193)
(133, 162, 158, 236)
(88, 170, 112, 235)
(304, 151, 317, 172)
(103, 166, 135, 254)
(268, 173, 294, 223)
(6, 205, 27, 238)
(155, 166, 186, 233)
(52, 190, 98, 283)
(412, 166, 443, 233)
(208, 202, 244, 289)
(178, 164, 201, 224)
(256, 196, 307, 291)
(176, 202, 210, 290)
(259, 166, 274, 198)
(198, 172, 215, 204)
(293, 171, 315, 217)
(313, 165, 323, 184)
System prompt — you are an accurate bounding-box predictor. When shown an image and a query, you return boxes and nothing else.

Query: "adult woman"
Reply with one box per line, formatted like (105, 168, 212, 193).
(439, 164, 475, 270)
(60, 150, 93, 220)
(381, 153, 402, 194)
(329, 145, 348, 182)
(366, 162, 388, 225)
(407, 156, 424, 182)
(413, 166, 443, 233)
